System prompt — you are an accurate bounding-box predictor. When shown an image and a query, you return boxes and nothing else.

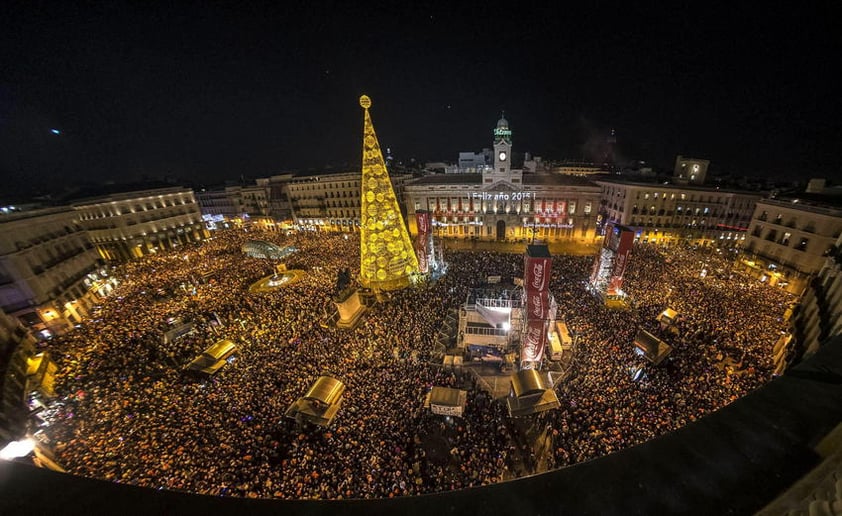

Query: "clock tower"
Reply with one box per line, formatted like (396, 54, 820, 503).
(494, 113, 512, 175)
(484, 113, 521, 185)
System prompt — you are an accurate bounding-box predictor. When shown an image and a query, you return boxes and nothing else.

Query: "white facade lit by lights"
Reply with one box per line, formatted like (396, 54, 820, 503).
(404, 115, 603, 243)
(73, 187, 207, 262)
(595, 180, 764, 247)
(286, 172, 360, 230)
(741, 197, 842, 294)
(0, 206, 109, 336)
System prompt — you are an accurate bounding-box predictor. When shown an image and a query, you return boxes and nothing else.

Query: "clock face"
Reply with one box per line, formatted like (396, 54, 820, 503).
(498, 151, 507, 161)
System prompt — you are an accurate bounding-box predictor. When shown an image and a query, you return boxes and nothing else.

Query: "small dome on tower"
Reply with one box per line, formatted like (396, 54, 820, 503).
(496, 115, 508, 129)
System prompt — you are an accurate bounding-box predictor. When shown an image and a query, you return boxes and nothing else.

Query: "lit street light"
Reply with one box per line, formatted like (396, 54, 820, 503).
(0, 438, 34, 460)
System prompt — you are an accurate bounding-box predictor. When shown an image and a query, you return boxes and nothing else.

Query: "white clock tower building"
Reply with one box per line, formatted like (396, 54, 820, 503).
(484, 113, 522, 185)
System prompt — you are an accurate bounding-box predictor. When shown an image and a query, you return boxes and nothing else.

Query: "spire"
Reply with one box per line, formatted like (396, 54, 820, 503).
(494, 111, 512, 144)
(358, 95, 419, 291)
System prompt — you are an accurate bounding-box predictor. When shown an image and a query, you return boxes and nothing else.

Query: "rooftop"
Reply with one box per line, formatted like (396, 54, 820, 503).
(408, 173, 600, 188)
(765, 192, 842, 211)
(595, 177, 767, 196)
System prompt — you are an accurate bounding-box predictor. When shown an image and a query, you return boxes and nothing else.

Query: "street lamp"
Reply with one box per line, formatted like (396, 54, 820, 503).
(0, 438, 34, 460)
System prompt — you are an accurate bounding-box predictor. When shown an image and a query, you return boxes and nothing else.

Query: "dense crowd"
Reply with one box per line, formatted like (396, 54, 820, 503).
(541, 244, 792, 468)
(41, 228, 793, 499)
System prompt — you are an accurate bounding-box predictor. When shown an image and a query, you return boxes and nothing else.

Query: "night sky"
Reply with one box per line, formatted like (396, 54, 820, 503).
(2, 1, 840, 199)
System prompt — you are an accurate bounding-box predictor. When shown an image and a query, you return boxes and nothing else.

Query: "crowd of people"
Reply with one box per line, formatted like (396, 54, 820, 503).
(540, 244, 793, 468)
(40, 227, 793, 499)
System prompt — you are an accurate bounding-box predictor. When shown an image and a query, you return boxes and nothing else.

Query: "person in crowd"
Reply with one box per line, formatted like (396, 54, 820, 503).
(44, 230, 792, 499)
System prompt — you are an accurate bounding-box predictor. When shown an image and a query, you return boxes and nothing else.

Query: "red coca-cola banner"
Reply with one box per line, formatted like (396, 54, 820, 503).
(416, 243, 428, 273)
(521, 318, 547, 363)
(524, 256, 552, 295)
(608, 226, 635, 293)
(523, 246, 552, 365)
(416, 211, 431, 234)
(415, 211, 431, 273)
(526, 290, 551, 321)
(588, 251, 602, 286)
(604, 223, 620, 252)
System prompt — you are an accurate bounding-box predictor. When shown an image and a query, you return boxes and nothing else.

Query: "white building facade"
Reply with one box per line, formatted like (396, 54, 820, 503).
(404, 115, 603, 243)
(0, 207, 110, 336)
(741, 197, 842, 293)
(73, 187, 207, 261)
(595, 180, 763, 247)
(285, 170, 413, 232)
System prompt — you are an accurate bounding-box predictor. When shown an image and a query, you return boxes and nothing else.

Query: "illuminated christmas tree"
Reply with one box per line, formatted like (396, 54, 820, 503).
(358, 95, 419, 291)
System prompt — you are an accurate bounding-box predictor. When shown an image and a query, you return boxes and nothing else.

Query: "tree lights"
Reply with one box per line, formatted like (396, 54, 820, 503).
(358, 95, 419, 291)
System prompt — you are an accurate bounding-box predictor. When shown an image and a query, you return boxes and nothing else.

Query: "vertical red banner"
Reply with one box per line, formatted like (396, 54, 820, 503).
(608, 226, 635, 293)
(524, 256, 552, 295)
(526, 290, 551, 320)
(523, 246, 553, 365)
(521, 318, 547, 363)
(415, 211, 431, 273)
(589, 252, 602, 286)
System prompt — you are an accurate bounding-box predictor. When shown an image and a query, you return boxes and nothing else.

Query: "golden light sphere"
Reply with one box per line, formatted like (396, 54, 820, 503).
(359, 95, 372, 109)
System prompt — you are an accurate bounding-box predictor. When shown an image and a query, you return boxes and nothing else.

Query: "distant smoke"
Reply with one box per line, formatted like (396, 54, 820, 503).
(576, 116, 627, 166)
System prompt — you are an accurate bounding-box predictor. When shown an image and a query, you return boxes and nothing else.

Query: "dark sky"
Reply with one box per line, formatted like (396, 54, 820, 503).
(1, 1, 840, 198)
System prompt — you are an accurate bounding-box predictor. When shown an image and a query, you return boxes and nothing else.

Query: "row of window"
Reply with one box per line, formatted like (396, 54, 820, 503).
(87, 221, 202, 243)
(418, 199, 593, 215)
(326, 210, 360, 218)
(289, 180, 361, 191)
(602, 187, 755, 209)
(78, 199, 194, 220)
(756, 211, 826, 234)
(630, 205, 747, 218)
(10, 224, 82, 251)
(83, 213, 199, 231)
(752, 227, 811, 251)
(23, 239, 94, 273)
(629, 219, 713, 228)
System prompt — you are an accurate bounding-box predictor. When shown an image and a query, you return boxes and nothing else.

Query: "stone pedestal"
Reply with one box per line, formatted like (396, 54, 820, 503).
(334, 288, 367, 329)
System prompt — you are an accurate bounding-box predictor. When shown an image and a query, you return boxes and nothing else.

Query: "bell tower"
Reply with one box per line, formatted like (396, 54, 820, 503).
(483, 113, 521, 185)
